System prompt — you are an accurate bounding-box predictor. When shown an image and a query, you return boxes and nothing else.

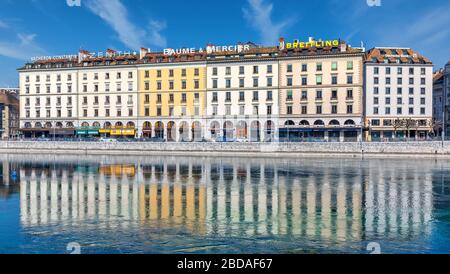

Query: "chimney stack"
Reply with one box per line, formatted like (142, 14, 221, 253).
(140, 47, 149, 60)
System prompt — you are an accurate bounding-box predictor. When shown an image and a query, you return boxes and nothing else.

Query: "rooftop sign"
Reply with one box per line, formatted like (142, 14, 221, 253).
(163, 44, 251, 56)
(280, 39, 340, 50)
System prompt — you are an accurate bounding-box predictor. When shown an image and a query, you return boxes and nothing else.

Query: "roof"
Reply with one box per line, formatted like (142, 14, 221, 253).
(433, 71, 444, 82)
(365, 47, 432, 64)
(0, 91, 19, 107)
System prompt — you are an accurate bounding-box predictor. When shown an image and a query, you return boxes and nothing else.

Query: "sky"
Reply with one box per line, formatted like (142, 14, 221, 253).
(0, 0, 449, 87)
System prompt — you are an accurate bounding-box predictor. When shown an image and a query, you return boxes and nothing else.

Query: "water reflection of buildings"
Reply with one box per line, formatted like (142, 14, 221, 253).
(17, 156, 434, 242)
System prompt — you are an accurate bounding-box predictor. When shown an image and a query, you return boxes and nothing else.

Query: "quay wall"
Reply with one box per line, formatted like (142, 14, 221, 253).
(1, 141, 450, 158)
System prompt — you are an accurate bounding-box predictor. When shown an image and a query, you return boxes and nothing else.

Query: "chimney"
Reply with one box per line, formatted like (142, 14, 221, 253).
(78, 49, 90, 64)
(279, 37, 285, 50)
(106, 49, 117, 57)
(140, 47, 149, 60)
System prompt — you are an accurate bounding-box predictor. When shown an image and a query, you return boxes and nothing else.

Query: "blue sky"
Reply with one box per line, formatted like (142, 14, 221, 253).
(0, 0, 449, 87)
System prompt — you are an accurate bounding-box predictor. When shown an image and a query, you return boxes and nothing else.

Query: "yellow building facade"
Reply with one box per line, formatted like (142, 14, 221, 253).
(138, 59, 207, 140)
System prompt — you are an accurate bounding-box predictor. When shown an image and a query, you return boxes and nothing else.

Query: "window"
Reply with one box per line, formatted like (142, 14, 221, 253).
(253, 66, 259, 74)
(287, 106, 293, 115)
(374, 97, 379, 105)
(386, 97, 391, 105)
(145, 108, 150, 116)
(267, 77, 273, 87)
(286, 90, 293, 101)
(397, 87, 402, 94)
(212, 67, 218, 76)
(105, 73, 110, 80)
(374, 107, 379, 115)
(194, 80, 200, 89)
(397, 97, 403, 104)
(226, 105, 231, 115)
(253, 106, 259, 115)
(267, 105, 272, 115)
(213, 79, 218, 89)
(332, 105, 338, 114)
(226, 92, 231, 102)
(157, 81, 162, 90)
(182, 80, 187, 89)
(169, 70, 174, 77)
(239, 66, 245, 75)
(316, 63, 322, 71)
(347, 75, 353, 84)
(316, 75, 323, 85)
(239, 91, 245, 102)
(239, 78, 245, 88)
(287, 77, 293, 86)
(226, 67, 231, 75)
(145, 70, 150, 78)
(57, 74, 61, 82)
(105, 109, 110, 117)
(94, 109, 98, 117)
(301, 105, 307, 114)
(421, 88, 426, 95)
(397, 67, 403, 75)
(301, 90, 308, 100)
(421, 78, 426, 85)
(117, 72, 121, 79)
(267, 90, 273, 101)
(182, 69, 187, 77)
(157, 107, 161, 116)
(157, 94, 162, 103)
(212, 92, 218, 102)
(194, 68, 199, 76)
(94, 73, 98, 80)
(421, 98, 426, 105)
(374, 67, 379, 74)
(374, 87, 379, 95)
(145, 82, 149, 91)
(267, 65, 273, 74)
(157, 70, 162, 77)
(83, 109, 88, 117)
(287, 64, 293, 73)
(385, 107, 391, 115)
(169, 81, 174, 90)
(117, 110, 121, 117)
(223, 78, 230, 89)
(409, 68, 414, 75)
(347, 61, 353, 70)
(316, 90, 323, 99)
(347, 105, 353, 114)
(386, 87, 391, 95)
(398, 77, 403, 85)
(331, 62, 338, 71)
(421, 108, 426, 115)
(302, 64, 307, 72)
(409, 88, 414, 95)
(316, 105, 322, 114)
(409, 108, 414, 115)
(386, 77, 391, 85)
(302, 77, 307, 86)
(347, 89, 353, 99)
(421, 68, 426, 75)
(181, 93, 187, 103)
(332, 75, 338, 85)
(331, 90, 338, 100)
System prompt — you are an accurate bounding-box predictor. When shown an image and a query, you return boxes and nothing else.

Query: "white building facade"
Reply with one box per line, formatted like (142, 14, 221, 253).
(365, 48, 434, 140)
(205, 48, 280, 142)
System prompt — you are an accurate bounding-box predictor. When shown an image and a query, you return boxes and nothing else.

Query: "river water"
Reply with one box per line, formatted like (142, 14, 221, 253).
(0, 154, 449, 254)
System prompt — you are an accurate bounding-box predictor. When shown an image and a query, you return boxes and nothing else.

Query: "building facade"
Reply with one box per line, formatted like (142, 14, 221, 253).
(206, 46, 279, 142)
(0, 89, 20, 139)
(364, 48, 434, 140)
(138, 51, 207, 141)
(18, 38, 437, 142)
(433, 61, 450, 137)
(278, 38, 365, 142)
(19, 50, 140, 138)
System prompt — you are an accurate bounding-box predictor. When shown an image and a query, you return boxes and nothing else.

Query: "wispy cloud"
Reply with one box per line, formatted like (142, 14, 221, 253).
(85, 0, 167, 50)
(0, 33, 47, 60)
(243, 0, 294, 45)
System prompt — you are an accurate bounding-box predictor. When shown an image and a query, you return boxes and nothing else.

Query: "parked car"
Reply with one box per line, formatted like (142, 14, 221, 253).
(99, 138, 118, 143)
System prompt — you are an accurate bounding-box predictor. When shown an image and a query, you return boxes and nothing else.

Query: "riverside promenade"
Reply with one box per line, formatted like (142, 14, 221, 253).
(1, 141, 450, 158)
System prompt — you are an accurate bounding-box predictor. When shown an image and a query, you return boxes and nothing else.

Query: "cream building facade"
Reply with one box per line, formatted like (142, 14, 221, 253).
(205, 46, 280, 141)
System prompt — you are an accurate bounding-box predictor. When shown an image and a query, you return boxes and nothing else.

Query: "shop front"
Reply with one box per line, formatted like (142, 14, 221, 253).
(75, 127, 100, 138)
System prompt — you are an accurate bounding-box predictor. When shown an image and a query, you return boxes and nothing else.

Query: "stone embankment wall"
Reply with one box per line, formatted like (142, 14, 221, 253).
(1, 141, 450, 158)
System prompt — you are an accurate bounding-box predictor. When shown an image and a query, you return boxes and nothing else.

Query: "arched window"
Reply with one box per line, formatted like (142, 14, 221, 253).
(314, 120, 325, 126)
(344, 120, 356, 126)
(329, 120, 340, 126)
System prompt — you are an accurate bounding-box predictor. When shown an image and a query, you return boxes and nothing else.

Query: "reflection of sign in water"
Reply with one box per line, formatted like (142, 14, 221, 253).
(99, 165, 136, 177)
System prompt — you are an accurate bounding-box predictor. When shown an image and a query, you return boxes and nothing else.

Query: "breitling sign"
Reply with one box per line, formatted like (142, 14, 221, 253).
(280, 39, 340, 50)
